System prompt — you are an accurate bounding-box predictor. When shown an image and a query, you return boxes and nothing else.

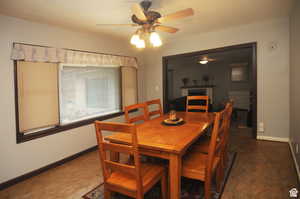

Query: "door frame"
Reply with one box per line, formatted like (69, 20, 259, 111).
(162, 42, 257, 138)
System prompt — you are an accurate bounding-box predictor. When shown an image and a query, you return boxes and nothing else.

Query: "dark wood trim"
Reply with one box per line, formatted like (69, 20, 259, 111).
(163, 42, 256, 59)
(14, 61, 22, 143)
(162, 42, 258, 138)
(0, 145, 98, 191)
(162, 57, 168, 113)
(18, 112, 124, 143)
(251, 43, 258, 139)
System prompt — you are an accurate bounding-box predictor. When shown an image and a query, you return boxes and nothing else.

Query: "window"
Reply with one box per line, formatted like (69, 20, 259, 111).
(15, 61, 137, 143)
(59, 65, 121, 125)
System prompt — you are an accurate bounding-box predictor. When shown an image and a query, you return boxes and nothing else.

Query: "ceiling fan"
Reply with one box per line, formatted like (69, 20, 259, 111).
(96, 0, 194, 48)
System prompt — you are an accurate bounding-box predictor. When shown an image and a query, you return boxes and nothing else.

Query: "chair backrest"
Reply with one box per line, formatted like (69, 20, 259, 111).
(205, 109, 227, 179)
(124, 103, 149, 124)
(146, 99, 163, 118)
(223, 101, 234, 146)
(186, 96, 209, 112)
(206, 102, 233, 177)
(94, 121, 143, 192)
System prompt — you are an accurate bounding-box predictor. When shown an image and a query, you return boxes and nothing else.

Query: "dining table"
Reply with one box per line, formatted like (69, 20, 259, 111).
(105, 111, 214, 199)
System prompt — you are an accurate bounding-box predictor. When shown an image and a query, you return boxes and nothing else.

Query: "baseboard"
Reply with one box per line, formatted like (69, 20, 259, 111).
(0, 145, 98, 191)
(256, 135, 289, 142)
(289, 141, 300, 182)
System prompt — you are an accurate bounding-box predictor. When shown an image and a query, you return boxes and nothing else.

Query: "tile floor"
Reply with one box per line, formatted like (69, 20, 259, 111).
(0, 127, 298, 199)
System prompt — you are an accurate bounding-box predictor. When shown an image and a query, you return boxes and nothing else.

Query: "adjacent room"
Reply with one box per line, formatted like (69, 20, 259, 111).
(164, 46, 255, 130)
(0, 0, 299, 199)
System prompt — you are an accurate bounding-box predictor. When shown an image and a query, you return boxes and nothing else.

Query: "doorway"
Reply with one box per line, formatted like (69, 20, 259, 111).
(162, 43, 257, 138)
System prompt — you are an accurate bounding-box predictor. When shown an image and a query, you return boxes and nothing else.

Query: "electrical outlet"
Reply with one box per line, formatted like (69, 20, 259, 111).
(296, 143, 299, 154)
(258, 122, 264, 132)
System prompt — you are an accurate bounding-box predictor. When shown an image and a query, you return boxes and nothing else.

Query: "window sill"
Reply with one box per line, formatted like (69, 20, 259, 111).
(17, 111, 124, 143)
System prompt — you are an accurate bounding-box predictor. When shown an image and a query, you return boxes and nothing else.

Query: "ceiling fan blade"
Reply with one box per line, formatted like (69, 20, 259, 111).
(96, 24, 138, 27)
(131, 3, 147, 21)
(158, 8, 194, 23)
(155, 25, 179, 33)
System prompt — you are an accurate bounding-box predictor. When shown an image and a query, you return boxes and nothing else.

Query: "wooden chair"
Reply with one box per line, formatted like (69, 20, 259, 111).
(220, 101, 234, 168)
(186, 95, 209, 112)
(124, 103, 149, 124)
(192, 101, 233, 154)
(182, 109, 227, 199)
(192, 102, 233, 158)
(95, 121, 168, 199)
(145, 99, 163, 119)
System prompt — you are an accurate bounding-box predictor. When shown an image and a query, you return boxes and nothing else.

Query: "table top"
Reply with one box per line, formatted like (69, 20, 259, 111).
(105, 112, 214, 154)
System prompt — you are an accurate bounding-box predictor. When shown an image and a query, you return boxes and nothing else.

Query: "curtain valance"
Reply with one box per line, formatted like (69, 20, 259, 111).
(11, 43, 138, 68)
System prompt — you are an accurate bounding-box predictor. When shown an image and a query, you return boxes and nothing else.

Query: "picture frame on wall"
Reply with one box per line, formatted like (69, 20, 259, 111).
(230, 63, 249, 82)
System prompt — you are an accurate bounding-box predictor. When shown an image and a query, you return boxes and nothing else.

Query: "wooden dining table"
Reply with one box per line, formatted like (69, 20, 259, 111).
(105, 112, 214, 199)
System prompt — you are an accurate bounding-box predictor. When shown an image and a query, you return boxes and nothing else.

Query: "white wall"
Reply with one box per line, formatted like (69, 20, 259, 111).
(141, 17, 290, 139)
(0, 15, 138, 183)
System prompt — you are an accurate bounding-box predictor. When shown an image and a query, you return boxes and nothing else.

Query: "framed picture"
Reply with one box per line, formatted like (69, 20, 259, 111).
(230, 63, 248, 82)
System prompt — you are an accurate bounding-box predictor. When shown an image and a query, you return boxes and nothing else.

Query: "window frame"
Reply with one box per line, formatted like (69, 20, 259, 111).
(14, 61, 127, 143)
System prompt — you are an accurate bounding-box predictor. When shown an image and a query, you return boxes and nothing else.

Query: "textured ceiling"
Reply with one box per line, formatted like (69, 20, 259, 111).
(0, 0, 294, 41)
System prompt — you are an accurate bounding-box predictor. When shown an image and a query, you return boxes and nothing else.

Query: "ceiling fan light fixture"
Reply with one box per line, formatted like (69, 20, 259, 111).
(96, 2, 194, 49)
(199, 60, 208, 64)
(150, 32, 162, 47)
(130, 34, 140, 45)
(136, 39, 145, 48)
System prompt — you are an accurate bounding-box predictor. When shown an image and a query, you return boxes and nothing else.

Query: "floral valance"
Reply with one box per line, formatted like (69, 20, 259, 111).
(11, 43, 138, 68)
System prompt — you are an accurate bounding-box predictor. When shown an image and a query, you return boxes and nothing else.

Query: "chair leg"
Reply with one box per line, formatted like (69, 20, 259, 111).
(223, 146, 228, 169)
(161, 173, 168, 199)
(104, 188, 111, 199)
(204, 176, 212, 199)
(136, 192, 144, 199)
(216, 164, 224, 193)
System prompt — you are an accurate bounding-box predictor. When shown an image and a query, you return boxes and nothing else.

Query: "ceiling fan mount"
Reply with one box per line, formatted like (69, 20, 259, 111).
(131, 0, 162, 27)
(140, 0, 152, 11)
(131, 10, 161, 26)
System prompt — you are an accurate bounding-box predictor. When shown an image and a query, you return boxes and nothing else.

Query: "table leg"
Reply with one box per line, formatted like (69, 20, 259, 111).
(169, 154, 182, 199)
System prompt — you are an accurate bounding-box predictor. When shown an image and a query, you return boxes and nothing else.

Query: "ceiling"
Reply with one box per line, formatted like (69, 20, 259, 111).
(0, 0, 294, 40)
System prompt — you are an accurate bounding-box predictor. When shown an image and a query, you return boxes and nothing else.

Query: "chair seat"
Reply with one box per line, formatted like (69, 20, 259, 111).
(193, 136, 210, 153)
(107, 163, 165, 193)
(182, 152, 220, 181)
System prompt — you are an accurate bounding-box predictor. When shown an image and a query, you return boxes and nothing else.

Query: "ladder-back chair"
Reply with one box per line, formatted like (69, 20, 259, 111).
(95, 121, 167, 199)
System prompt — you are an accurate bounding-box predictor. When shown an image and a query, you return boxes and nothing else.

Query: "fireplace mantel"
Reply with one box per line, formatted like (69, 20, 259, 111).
(181, 86, 215, 104)
(180, 85, 215, 89)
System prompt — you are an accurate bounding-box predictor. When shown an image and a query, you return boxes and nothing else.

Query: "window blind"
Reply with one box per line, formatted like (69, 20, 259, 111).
(121, 66, 138, 109)
(17, 61, 59, 133)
